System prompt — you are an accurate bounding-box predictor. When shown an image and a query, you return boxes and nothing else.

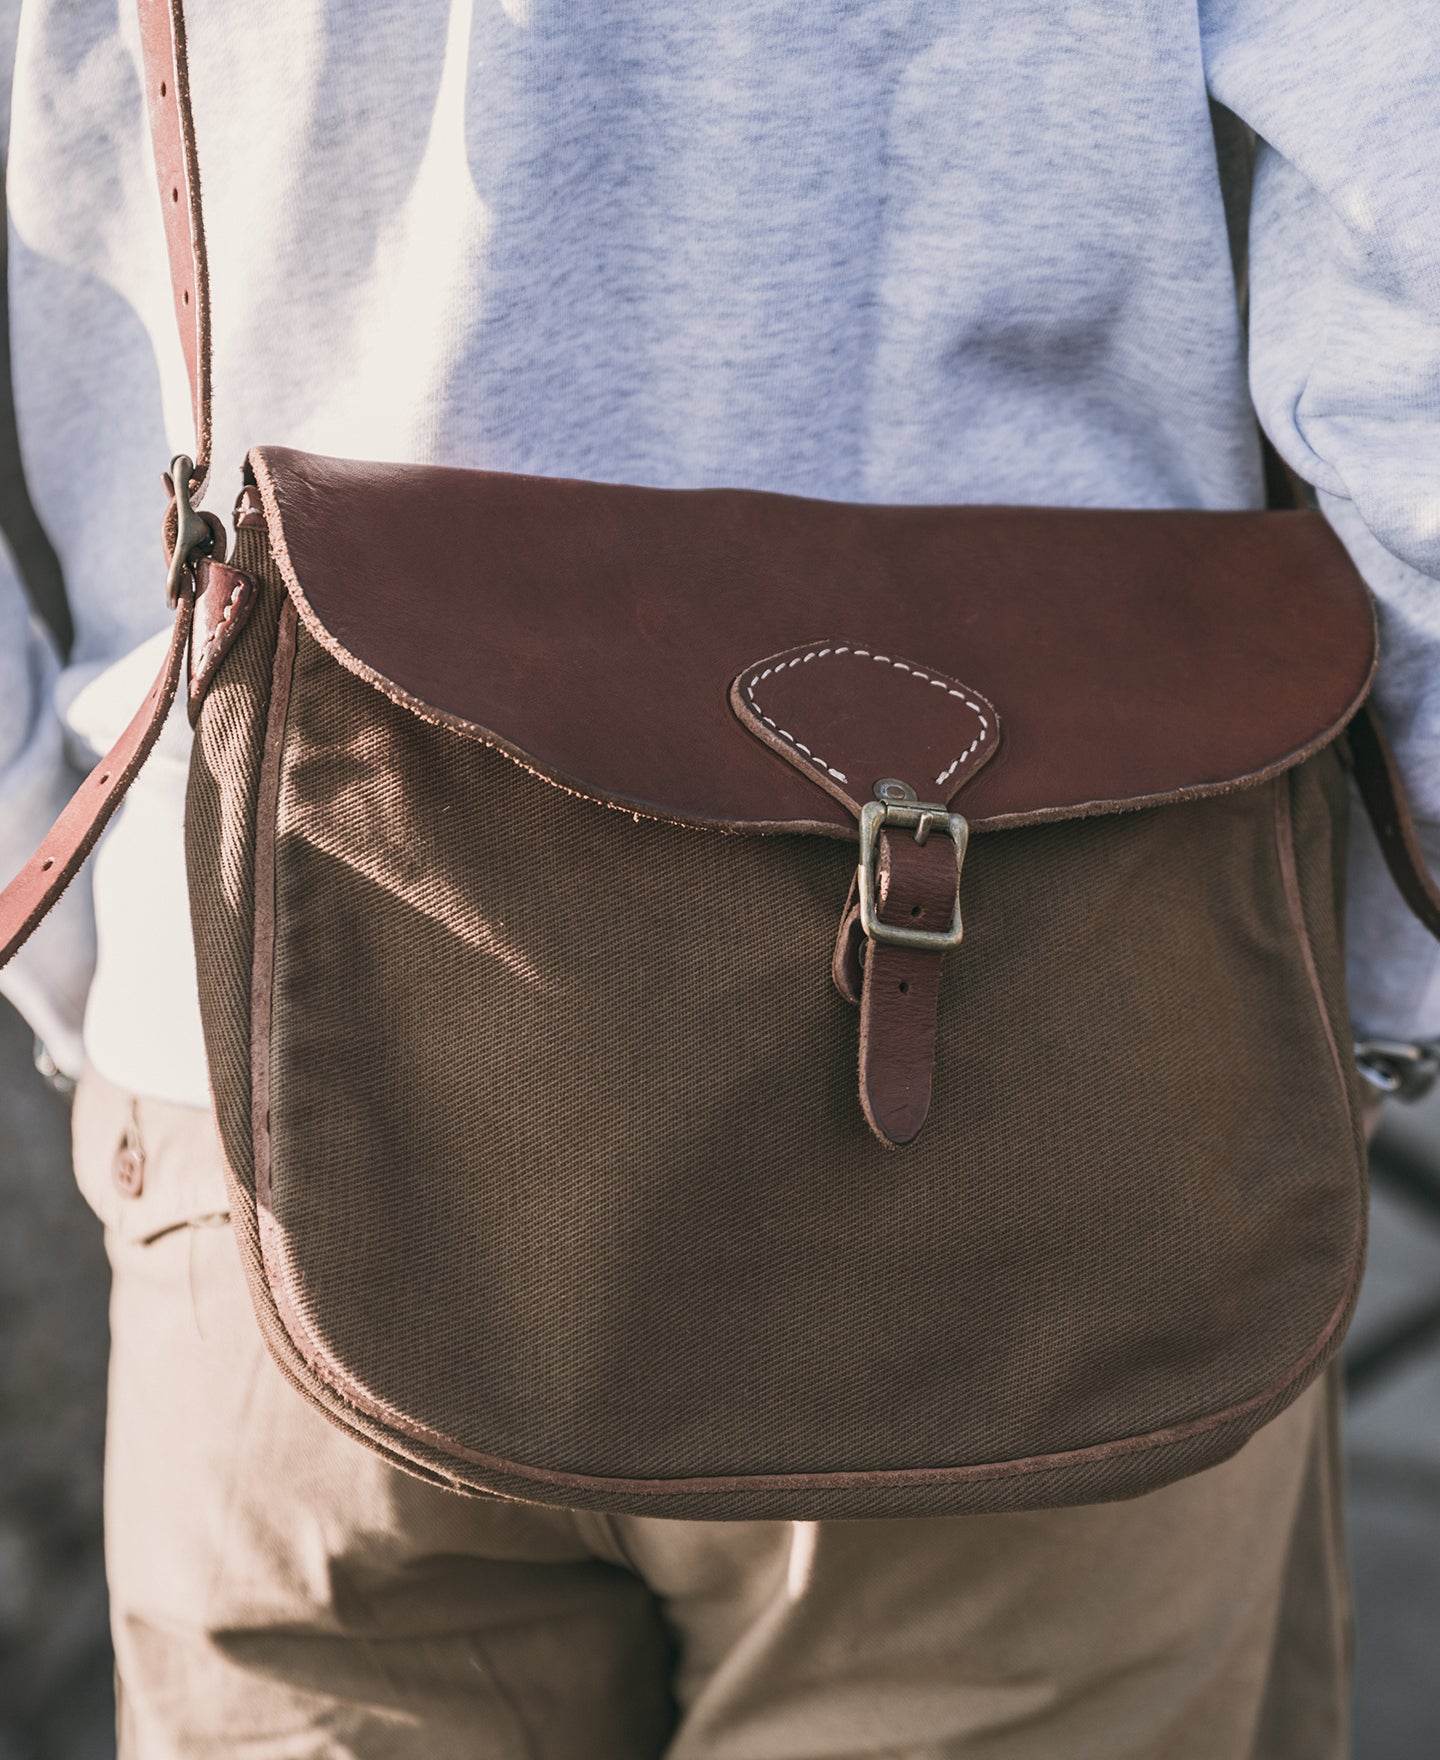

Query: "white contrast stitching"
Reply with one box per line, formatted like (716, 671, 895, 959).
(191, 579, 247, 682)
(744, 647, 990, 790)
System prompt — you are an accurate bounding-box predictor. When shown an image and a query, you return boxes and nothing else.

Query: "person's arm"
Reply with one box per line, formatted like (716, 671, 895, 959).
(0, 0, 92, 1076)
(1202, 0, 1440, 1042)
(0, 568, 93, 1077)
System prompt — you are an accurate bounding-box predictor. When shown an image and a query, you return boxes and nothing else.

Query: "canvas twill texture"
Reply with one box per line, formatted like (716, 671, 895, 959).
(3, 0, 1440, 1522)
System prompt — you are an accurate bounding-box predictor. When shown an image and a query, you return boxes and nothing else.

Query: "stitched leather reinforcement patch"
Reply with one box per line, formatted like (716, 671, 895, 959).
(189, 560, 258, 725)
(730, 641, 999, 816)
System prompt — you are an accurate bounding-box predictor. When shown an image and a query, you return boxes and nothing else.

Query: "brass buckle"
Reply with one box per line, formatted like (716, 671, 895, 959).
(165, 453, 214, 607)
(857, 782, 969, 952)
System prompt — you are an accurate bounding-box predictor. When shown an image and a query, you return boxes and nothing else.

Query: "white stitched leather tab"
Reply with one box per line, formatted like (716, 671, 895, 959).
(730, 641, 999, 816)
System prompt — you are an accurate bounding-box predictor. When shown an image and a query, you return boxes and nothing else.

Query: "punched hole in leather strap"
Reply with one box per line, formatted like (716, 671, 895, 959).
(138, 0, 211, 483)
(0, 5, 242, 980)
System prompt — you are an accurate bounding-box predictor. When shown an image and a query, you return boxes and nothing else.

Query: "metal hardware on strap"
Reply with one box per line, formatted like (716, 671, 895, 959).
(857, 781, 969, 952)
(165, 453, 213, 606)
(1355, 1037, 1440, 1104)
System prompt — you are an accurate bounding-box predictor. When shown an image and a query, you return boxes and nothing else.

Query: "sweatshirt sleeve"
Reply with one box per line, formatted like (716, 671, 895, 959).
(1201, 0, 1440, 1040)
(0, 542, 93, 1078)
(0, 0, 93, 1077)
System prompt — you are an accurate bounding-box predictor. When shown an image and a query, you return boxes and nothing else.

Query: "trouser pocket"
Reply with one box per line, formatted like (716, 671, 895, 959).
(71, 1065, 230, 1245)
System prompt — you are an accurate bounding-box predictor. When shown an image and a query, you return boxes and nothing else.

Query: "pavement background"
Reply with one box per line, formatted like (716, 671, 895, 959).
(0, 1005, 110, 1760)
(1346, 1088, 1440, 1757)
(2, 995, 1439, 1756)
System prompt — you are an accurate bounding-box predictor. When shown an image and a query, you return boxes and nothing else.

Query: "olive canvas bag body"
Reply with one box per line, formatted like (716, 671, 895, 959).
(4, 0, 1440, 1520)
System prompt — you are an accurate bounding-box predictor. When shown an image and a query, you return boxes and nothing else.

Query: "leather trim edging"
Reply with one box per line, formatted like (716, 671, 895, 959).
(251, 597, 307, 1361)
(247, 1219, 1363, 1496)
(1273, 770, 1356, 1141)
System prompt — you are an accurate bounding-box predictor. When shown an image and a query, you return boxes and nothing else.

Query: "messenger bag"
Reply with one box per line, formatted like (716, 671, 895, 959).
(2, 0, 1439, 1519)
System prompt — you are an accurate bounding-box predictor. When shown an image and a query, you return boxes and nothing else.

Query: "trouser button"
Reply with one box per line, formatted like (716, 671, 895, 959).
(113, 1123, 144, 1198)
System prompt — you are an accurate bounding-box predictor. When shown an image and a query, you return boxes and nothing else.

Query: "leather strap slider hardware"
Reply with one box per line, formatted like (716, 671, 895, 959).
(165, 452, 214, 606)
(1354, 1037, 1440, 1103)
(857, 783, 970, 952)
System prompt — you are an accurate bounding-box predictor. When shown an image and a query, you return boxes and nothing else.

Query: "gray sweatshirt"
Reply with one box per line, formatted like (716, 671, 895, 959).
(0, 0, 1437, 1107)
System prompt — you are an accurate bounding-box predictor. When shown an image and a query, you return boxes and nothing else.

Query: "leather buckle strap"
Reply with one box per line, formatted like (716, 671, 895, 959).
(727, 642, 997, 1150)
(852, 786, 971, 1144)
(856, 817, 965, 1148)
(857, 784, 969, 953)
(826, 799, 968, 1148)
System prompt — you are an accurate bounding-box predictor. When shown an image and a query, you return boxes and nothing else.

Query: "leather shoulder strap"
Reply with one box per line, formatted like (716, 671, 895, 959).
(137, 0, 211, 488)
(1349, 701, 1440, 941)
(0, 559, 254, 967)
(0, 0, 222, 970)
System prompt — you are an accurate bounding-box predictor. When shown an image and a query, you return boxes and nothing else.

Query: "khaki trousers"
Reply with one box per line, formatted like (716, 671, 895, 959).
(74, 1068, 1352, 1759)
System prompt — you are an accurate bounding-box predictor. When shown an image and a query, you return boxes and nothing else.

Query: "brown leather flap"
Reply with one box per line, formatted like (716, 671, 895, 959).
(250, 446, 1377, 837)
